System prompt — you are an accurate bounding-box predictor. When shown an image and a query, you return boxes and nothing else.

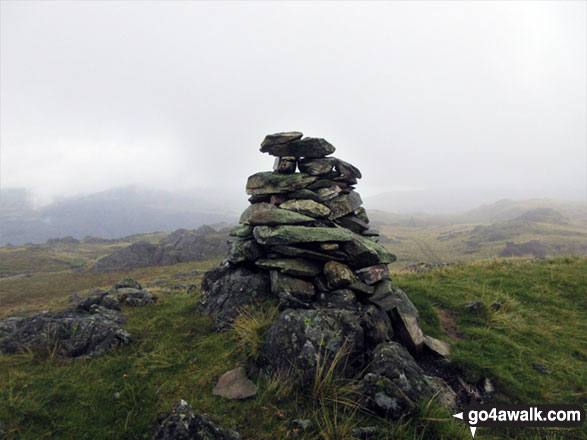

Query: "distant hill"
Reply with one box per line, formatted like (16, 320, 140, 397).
(0, 186, 240, 245)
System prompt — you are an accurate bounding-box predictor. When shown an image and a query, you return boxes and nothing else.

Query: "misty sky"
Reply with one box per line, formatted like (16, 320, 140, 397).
(1, 1, 586, 208)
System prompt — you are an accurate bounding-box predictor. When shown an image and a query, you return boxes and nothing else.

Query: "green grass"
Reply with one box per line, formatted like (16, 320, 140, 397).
(0, 257, 586, 439)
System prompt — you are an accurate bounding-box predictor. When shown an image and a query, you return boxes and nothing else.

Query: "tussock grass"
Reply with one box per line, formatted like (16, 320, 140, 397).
(232, 304, 278, 362)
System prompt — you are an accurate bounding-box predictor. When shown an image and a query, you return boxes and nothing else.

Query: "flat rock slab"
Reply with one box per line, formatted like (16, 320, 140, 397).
(424, 335, 451, 357)
(255, 258, 323, 277)
(298, 157, 337, 175)
(344, 236, 396, 269)
(370, 282, 424, 351)
(260, 137, 336, 158)
(324, 191, 363, 220)
(335, 158, 362, 179)
(260, 131, 303, 148)
(213, 367, 257, 400)
(240, 202, 315, 225)
(246, 172, 317, 195)
(279, 199, 331, 218)
(270, 245, 343, 261)
(253, 225, 355, 245)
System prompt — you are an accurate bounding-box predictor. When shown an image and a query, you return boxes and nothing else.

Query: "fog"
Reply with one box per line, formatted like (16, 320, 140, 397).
(1, 1, 585, 212)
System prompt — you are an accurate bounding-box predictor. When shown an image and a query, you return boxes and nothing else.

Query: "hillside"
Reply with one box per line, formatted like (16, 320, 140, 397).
(0, 187, 239, 246)
(0, 257, 585, 439)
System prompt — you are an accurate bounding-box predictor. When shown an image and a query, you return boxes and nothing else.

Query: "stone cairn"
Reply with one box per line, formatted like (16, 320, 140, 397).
(200, 132, 457, 419)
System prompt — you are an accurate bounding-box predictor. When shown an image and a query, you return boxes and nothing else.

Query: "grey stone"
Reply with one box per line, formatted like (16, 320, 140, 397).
(270, 271, 315, 309)
(246, 172, 317, 196)
(225, 239, 264, 265)
(229, 224, 254, 238)
(316, 289, 357, 309)
(200, 265, 271, 330)
(335, 215, 370, 234)
(423, 335, 451, 358)
(360, 304, 394, 348)
(212, 367, 257, 400)
(370, 282, 424, 351)
(358, 342, 439, 419)
(324, 191, 363, 220)
(314, 185, 341, 201)
(0, 293, 131, 358)
(260, 137, 335, 158)
(335, 158, 362, 180)
(255, 258, 323, 277)
(260, 131, 303, 148)
(348, 281, 375, 296)
(240, 203, 315, 225)
(263, 308, 364, 386)
(112, 288, 157, 307)
(270, 245, 343, 261)
(298, 157, 337, 175)
(151, 399, 240, 440)
(344, 236, 396, 269)
(253, 225, 356, 246)
(279, 199, 331, 218)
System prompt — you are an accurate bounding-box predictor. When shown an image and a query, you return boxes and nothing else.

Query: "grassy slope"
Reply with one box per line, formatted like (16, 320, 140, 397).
(377, 220, 587, 269)
(1, 257, 586, 439)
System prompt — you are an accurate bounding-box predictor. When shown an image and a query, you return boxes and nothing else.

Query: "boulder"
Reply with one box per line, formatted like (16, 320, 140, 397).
(0, 292, 131, 358)
(260, 131, 303, 148)
(151, 399, 240, 440)
(200, 265, 271, 330)
(246, 172, 317, 196)
(240, 203, 315, 225)
(212, 367, 257, 400)
(358, 342, 439, 419)
(255, 258, 323, 277)
(263, 308, 364, 386)
(324, 192, 363, 220)
(279, 199, 331, 218)
(260, 137, 335, 158)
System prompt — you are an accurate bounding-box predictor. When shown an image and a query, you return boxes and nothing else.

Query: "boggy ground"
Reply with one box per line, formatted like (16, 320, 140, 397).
(0, 256, 585, 439)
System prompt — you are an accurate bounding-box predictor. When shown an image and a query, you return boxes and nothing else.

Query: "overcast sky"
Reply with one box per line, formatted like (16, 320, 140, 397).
(1, 1, 585, 209)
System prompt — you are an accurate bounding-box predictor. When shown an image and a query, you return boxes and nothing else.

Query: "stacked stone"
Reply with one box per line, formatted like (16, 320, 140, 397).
(201, 132, 457, 420)
(225, 131, 396, 310)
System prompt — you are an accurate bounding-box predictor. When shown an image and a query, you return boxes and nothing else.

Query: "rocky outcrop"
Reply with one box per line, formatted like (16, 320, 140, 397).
(94, 226, 228, 272)
(199, 131, 455, 419)
(0, 278, 153, 358)
(151, 400, 240, 440)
